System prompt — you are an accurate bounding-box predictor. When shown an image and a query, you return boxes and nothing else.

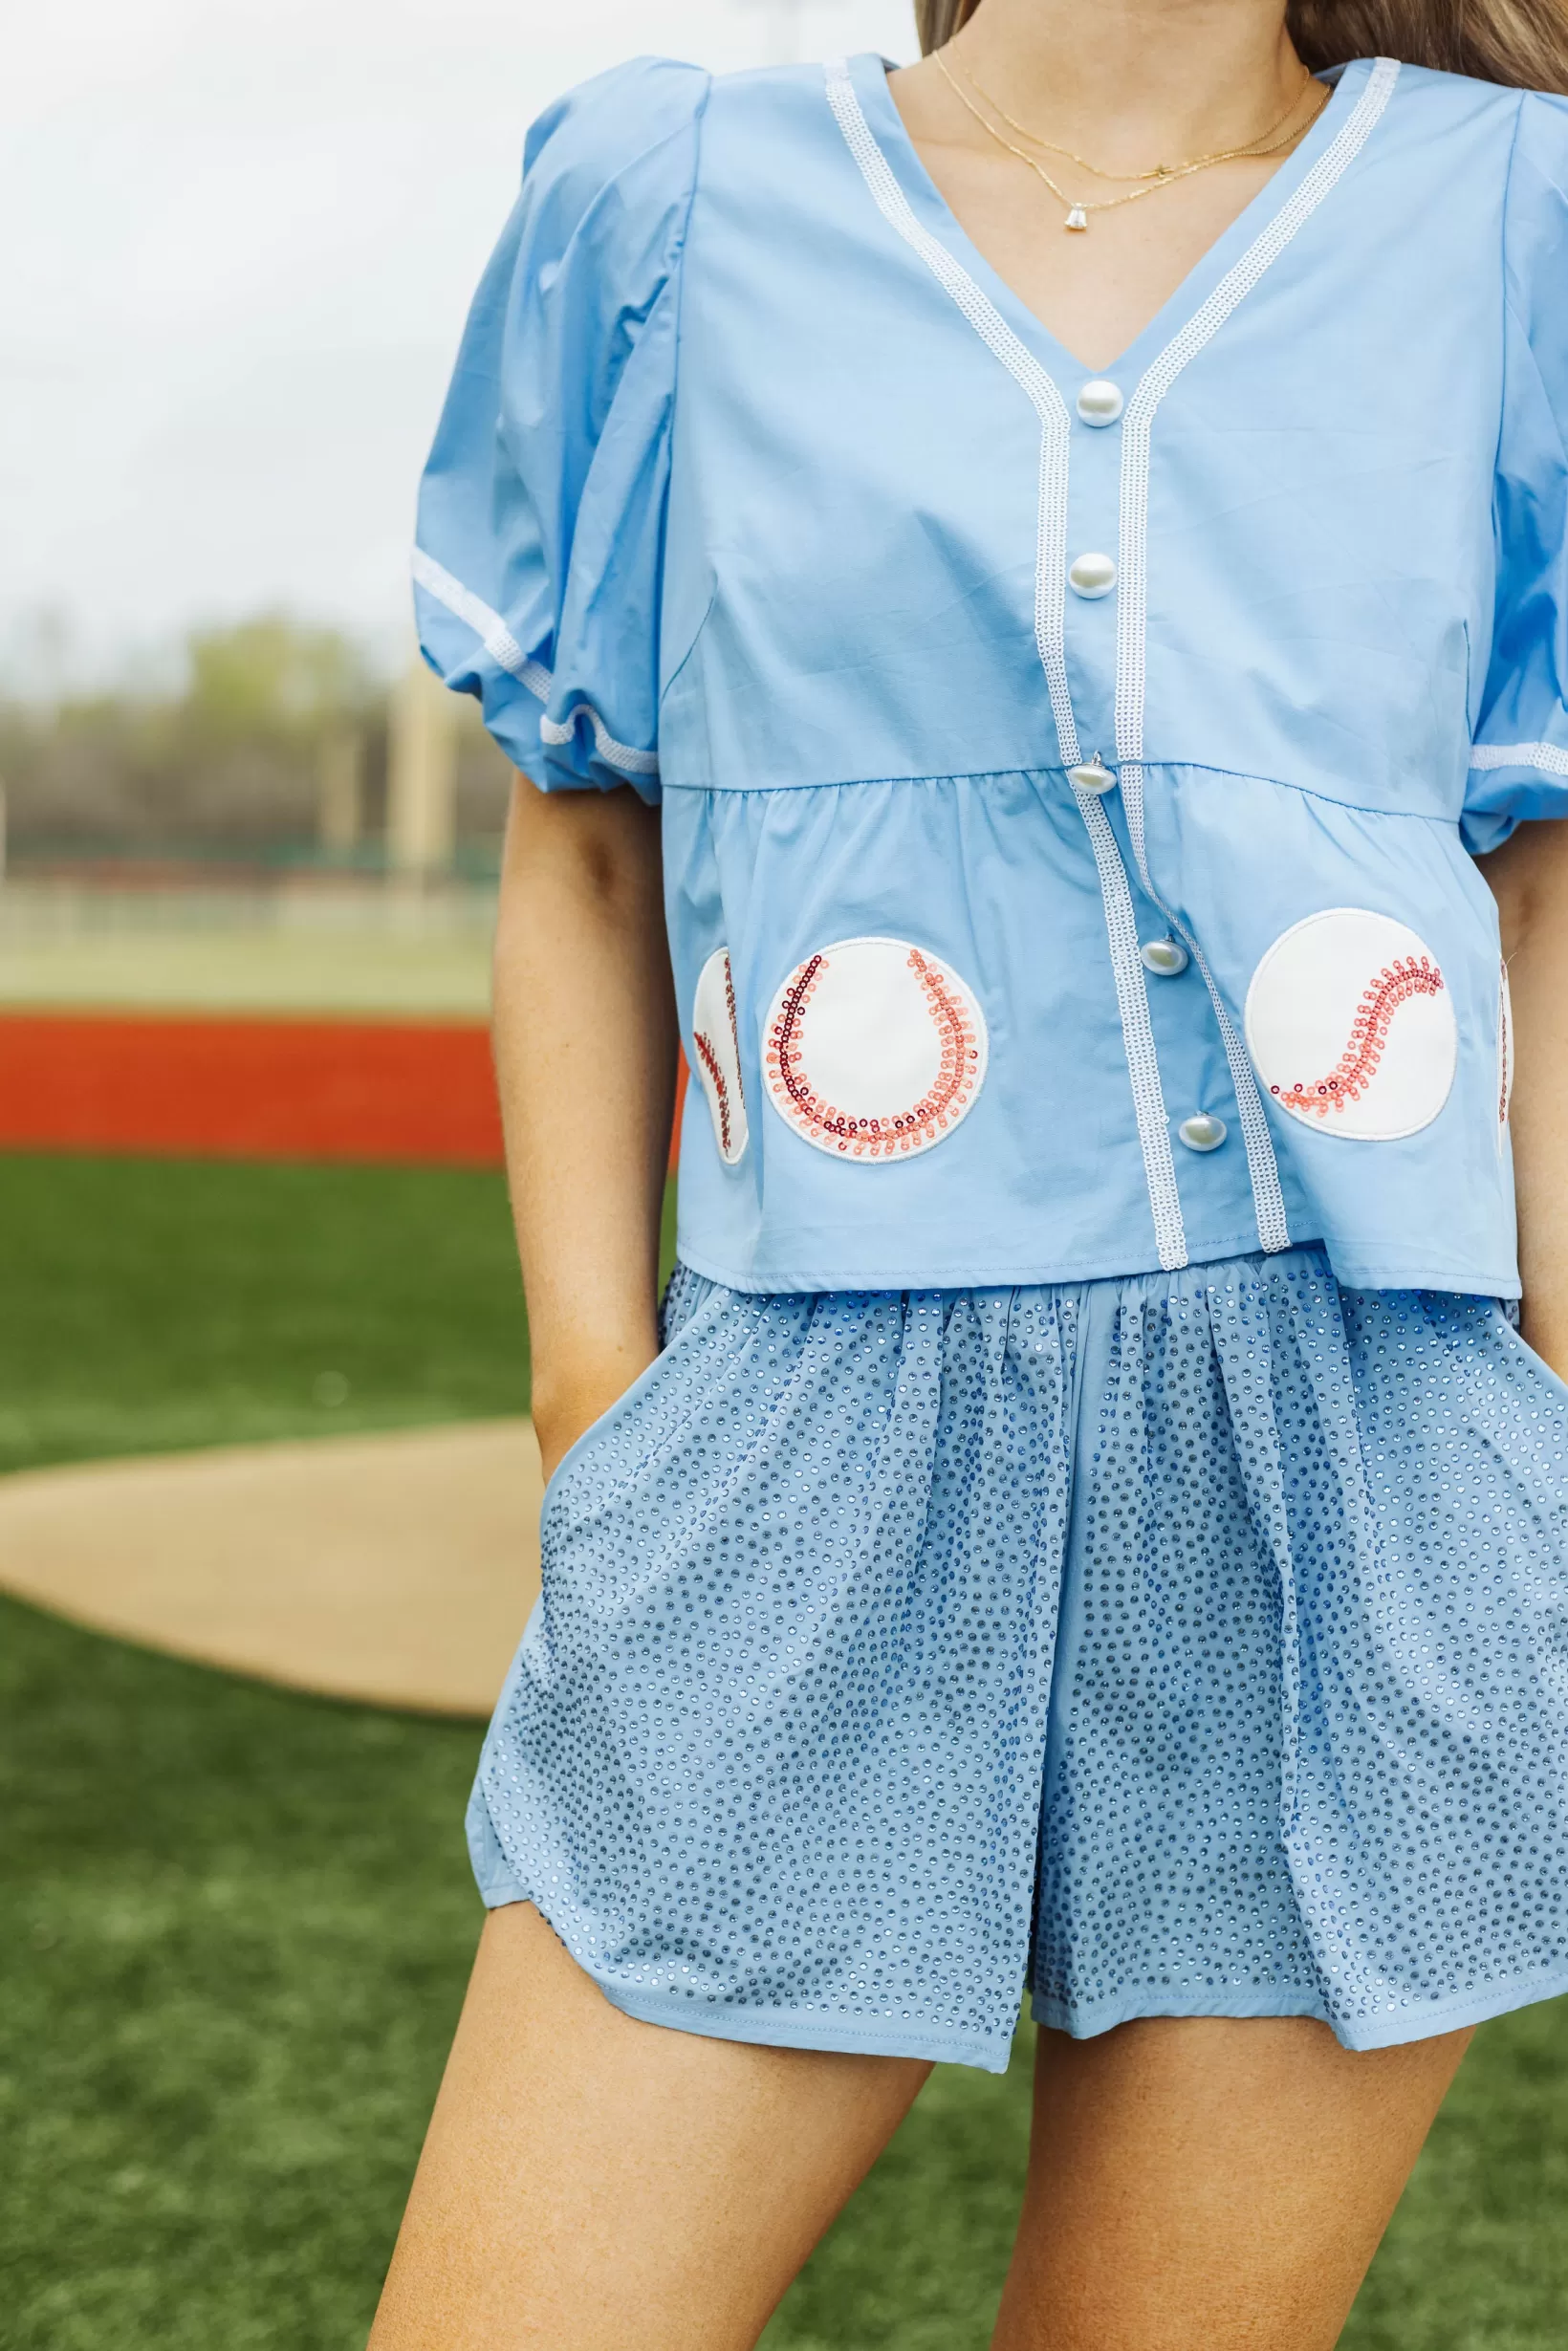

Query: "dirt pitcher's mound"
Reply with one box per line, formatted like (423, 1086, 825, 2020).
(0, 1420, 543, 1716)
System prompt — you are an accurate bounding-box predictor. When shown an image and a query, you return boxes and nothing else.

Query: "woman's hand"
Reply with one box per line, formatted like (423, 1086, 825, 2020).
(490, 774, 678, 1489)
(1484, 817, 1568, 1380)
(532, 1346, 661, 1488)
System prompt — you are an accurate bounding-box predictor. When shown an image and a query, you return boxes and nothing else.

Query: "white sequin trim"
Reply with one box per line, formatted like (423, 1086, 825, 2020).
(411, 545, 659, 781)
(1111, 60, 1399, 1247)
(823, 57, 1185, 1266)
(1470, 742, 1568, 775)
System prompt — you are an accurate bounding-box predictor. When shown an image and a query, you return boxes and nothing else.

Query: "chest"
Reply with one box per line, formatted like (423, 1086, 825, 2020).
(891, 136, 1304, 376)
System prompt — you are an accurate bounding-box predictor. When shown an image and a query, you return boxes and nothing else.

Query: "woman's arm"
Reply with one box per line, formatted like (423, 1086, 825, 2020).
(491, 773, 679, 1483)
(1484, 817, 1568, 1377)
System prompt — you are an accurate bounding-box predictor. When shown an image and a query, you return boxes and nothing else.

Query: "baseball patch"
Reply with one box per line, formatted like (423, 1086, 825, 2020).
(691, 947, 748, 1166)
(764, 936, 988, 1161)
(1245, 908, 1456, 1141)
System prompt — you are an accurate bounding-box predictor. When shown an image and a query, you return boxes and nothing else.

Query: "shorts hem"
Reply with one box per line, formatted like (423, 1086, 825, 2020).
(1031, 1986, 1331, 2039)
(598, 1981, 1013, 2072)
(470, 1836, 1013, 2072)
(1032, 1963, 1568, 2049)
(1325, 1964, 1568, 2050)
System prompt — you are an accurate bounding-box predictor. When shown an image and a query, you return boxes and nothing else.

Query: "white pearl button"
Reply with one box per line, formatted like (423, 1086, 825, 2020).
(1069, 757, 1117, 795)
(1178, 1113, 1228, 1153)
(1141, 937, 1189, 976)
(1068, 551, 1117, 599)
(1077, 379, 1123, 425)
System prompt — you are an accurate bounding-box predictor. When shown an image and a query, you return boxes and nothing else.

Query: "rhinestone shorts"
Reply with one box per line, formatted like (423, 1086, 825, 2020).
(468, 1247, 1568, 2073)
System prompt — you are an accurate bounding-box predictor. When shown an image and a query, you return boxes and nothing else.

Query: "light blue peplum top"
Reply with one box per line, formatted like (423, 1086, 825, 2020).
(415, 53, 1568, 1298)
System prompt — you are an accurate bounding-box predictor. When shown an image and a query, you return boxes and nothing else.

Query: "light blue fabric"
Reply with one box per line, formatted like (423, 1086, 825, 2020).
(417, 54, 1568, 1298)
(469, 1252, 1568, 2070)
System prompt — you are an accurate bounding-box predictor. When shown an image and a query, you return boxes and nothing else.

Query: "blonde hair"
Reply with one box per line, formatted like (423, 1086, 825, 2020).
(912, 0, 1568, 96)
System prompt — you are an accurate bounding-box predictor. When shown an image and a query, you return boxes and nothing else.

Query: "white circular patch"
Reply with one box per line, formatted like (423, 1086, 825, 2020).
(691, 947, 749, 1166)
(764, 937, 988, 1161)
(1245, 908, 1456, 1141)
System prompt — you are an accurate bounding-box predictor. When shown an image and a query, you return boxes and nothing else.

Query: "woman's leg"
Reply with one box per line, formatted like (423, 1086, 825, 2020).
(993, 2014, 1470, 2351)
(368, 1902, 930, 2351)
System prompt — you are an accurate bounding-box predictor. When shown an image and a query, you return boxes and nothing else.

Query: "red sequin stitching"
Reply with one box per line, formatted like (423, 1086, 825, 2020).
(1271, 955, 1445, 1118)
(694, 953, 744, 1158)
(693, 1028, 732, 1155)
(766, 947, 981, 1158)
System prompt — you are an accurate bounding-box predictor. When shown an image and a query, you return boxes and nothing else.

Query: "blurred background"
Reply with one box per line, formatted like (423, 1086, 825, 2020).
(3, 3, 1566, 2346)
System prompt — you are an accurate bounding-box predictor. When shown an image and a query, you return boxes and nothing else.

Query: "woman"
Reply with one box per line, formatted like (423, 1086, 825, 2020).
(377, 0, 1568, 2337)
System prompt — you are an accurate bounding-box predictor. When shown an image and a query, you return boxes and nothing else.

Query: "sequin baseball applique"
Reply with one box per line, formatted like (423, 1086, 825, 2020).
(692, 947, 749, 1166)
(1245, 909, 1457, 1140)
(764, 936, 988, 1160)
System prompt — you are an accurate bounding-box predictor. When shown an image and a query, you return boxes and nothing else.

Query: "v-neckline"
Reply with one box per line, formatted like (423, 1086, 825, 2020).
(855, 54, 1365, 384)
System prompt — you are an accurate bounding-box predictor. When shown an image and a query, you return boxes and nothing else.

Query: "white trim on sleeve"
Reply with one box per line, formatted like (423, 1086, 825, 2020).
(1470, 742, 1568, 775)
(411, 545, 659, 781)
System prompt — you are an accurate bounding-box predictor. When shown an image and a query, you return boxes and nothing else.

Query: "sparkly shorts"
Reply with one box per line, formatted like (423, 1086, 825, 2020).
(468, 1246, 1568, 2073)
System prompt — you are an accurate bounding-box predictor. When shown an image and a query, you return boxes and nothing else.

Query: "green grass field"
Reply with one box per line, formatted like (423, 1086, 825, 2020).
(0, 1153, 531, 1476)
(3, 1150, 1567, 2347)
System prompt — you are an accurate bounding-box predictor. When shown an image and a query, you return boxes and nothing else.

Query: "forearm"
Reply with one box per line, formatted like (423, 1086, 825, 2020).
(491, 773, 679, 1476)
(1485, 818, 1568, 1374)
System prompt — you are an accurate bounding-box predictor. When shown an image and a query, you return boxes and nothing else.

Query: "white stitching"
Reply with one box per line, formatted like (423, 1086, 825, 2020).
(823, 56, 1187, 1269)
(411, 544, 660, 781)
(1470, 741, 1568, 774)
(1110, 58, 1399, 1256)
(821, 61, 1081, 766)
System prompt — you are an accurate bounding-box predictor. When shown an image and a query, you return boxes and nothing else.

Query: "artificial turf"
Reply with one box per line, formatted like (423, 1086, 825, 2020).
(0, 1152, 532, 1475)
(3, 1149, 1567, 2345)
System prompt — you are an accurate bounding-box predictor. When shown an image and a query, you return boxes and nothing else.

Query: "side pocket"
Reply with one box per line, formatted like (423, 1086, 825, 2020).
(538, 1276, 724, 1531)
(1499, 1312, 1568, 1408)
(539, 1347, 673, 1522)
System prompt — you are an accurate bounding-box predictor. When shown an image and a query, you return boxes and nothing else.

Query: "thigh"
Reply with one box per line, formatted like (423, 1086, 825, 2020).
(993, 2014, 1470, 2351)
(368, 1902, 930, 2351)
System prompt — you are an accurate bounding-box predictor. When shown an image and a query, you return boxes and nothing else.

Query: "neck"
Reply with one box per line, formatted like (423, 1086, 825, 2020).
(949, 0, 1305, 167)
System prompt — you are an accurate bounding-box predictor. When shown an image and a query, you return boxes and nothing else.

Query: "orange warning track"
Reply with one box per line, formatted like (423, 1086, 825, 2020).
(0, 1012, 504, 1165)
(0, 1012, 688, 1168)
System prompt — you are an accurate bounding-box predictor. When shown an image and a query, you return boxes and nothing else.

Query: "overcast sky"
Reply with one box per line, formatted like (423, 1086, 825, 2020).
(4, 0, 916, 691)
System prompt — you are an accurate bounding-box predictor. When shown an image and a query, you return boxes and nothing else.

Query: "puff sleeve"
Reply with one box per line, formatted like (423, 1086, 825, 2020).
(1465, 92, 1568, 854)
(413, 57, 708, 800)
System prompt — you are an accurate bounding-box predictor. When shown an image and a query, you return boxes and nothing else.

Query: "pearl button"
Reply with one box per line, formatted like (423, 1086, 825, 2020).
(1068, 551, 1117, 599)
(1069, 757, 1117, 795)
(1177, 1113, 1228, 1153)
(1141, 937, 1189, 976)
(1076, 379, 1123, 426)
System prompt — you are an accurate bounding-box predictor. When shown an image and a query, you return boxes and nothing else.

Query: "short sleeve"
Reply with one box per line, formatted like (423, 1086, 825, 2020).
(1466, 91, 1568, 854)
(413, 56, 708, 800)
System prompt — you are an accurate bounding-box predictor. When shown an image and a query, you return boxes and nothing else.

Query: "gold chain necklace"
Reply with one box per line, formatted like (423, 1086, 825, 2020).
(954, 49, 1318, 185)
(932, 48, 1328, 231)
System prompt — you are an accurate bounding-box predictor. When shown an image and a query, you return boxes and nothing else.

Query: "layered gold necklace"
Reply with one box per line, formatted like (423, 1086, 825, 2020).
(932, 47, 1328, 231)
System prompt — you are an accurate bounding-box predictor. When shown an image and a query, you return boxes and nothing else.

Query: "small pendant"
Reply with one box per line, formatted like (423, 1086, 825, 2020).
(1064, 205, 1089, 231)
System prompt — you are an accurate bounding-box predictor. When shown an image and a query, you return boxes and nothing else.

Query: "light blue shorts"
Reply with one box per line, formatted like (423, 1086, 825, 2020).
(468, 1247, 1568, 2073)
